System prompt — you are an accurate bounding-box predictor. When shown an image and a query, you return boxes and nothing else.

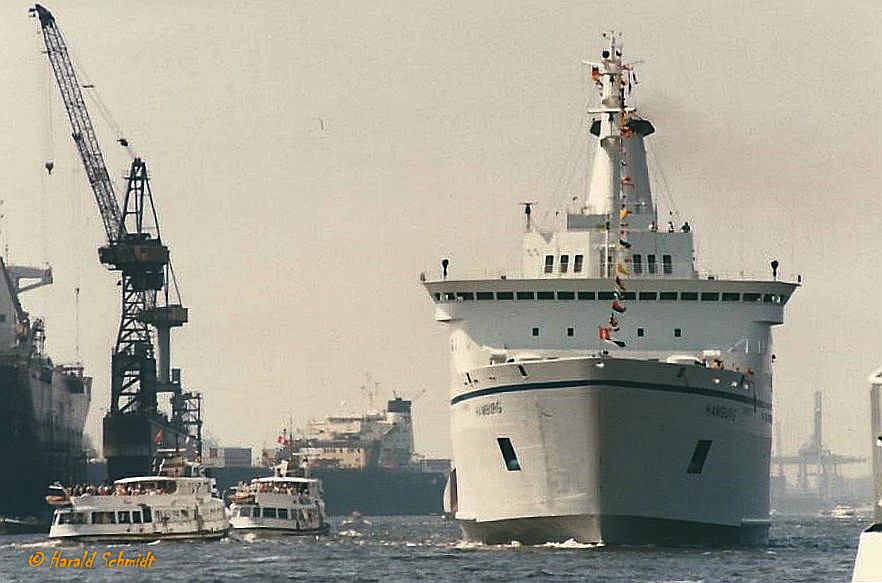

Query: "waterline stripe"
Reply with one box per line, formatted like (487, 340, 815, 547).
(450, 378, 771, 409)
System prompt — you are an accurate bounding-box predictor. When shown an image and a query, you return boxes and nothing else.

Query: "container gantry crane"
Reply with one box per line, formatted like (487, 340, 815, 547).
(31, 4, 203, 480)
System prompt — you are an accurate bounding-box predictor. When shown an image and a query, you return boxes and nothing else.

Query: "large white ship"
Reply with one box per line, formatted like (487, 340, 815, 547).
(424, 36, 798, 545)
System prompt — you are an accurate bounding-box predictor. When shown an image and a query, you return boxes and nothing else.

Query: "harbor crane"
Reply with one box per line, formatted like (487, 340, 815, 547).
(31, 4, 202, 480)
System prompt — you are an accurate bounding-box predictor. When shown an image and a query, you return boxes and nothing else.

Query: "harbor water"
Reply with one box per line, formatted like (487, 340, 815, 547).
(0, 515, 860, 582)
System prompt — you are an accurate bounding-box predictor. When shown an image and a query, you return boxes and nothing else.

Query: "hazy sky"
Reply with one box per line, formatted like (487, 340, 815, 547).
(1, 0, 880, 471)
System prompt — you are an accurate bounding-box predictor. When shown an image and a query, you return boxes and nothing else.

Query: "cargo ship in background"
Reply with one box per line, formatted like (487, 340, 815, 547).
(211, 395, 450, 516)
(0, 256, 92, 529)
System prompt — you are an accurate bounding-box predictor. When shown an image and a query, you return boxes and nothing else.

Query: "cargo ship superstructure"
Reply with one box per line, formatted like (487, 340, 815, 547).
(0, 257, 91, 521)
(261, 396, 450, 515)
(423, 37, 797, 545)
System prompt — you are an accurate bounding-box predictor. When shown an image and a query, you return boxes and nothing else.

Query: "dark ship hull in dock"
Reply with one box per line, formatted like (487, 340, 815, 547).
(0, 259, 91, 522)
(312, 467, 446, 516)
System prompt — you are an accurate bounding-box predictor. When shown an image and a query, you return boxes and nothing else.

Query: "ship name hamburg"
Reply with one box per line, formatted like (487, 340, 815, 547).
(423, 37, 797, 546)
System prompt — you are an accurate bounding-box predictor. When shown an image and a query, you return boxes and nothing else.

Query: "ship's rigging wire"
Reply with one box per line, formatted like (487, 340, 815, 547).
(645, 139, 680, 222)
(539, 99, 593, 227)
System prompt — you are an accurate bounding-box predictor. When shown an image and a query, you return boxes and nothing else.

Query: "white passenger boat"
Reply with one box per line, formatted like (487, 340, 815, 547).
(423, 35, 798, 546)
(49, 457, 227, 542)
(229, 461, 329, 536)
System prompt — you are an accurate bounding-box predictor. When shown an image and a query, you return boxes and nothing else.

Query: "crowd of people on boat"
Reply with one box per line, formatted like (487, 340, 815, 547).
(240, 481, 311, 497)
(64, 482, 172, 497)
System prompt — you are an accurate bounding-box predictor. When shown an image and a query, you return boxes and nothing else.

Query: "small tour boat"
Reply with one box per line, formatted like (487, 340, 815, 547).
(229, 460, 329, 536)
(48, 456, 227, 542)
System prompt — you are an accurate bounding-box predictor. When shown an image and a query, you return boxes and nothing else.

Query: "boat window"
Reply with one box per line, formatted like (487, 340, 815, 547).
(638, 292, 657, 300)
(557, 291, 575, 300)
(117, 511, 131, 524)
(278, 508, 289, 520)
(142, 507, 152, 523)
(496, 437, 522, 471)
(537, 291, 555, 300)
(531, 327, 539, 337)
(659, 291, 677, 300)
(647, 254, 657, 274)
(662, 254, 672, 274)
(131, 511, 142, 524)
(721, 292, 740, 301)
(763, 294, 777, 303)
(262, 508, 278, 519)
(455, 292, 474, 301)
(598, 291, 614, 300)
(637, 328, 645, 337)
(674, 328, 682, 337)
(700, 292, 719, 301)
(573, 254, 584, 273)
(476, 292, 494, 300)
(680, 292, 698, 301)
(621, 292, 636, 300)
(633, 254, 643, 275)
(577, 291, 595, 300)
(517, 291, 534, 300)
(567, 327, 574, 337)
(92, 511, 116, 525)
(237, 506, 250, 518)
(544, 255, 554, 274)
(433, 293, 441, 302)
(560, 255, 570, 273)
(496, 292, 514, 300)
(58, 511, 87, 525)
(445, 292, 456, 301)
(686, 440, 713, 474)
(743, 293, 761, 302)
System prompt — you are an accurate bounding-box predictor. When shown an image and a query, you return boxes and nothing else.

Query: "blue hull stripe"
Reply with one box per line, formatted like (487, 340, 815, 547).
(450, 378, 771, 409)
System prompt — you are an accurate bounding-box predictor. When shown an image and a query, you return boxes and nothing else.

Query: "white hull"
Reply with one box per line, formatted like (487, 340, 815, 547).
(450, 357, 772, 545)
(853, 527, 882, 582)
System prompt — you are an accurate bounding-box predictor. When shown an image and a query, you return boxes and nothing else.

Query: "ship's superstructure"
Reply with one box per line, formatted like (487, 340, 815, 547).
(0, 257, 92, 519)
(424, 36, 797, 545)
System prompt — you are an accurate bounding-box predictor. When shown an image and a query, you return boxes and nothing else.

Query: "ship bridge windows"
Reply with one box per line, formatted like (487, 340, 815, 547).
(598, 291, 615, 300)
(476, 292, 494, 301)
(577, 291, 595, 300)
(557, 291, 575, 300)
(722, 292, 740, 301)
(743, 293, 761, 302)
(433, 288, 783, 304)
(639, 292, 657, 300)
(680, 292, 698, 301)
(537, 291, 555, 300)
(456, 292, 474, 301)
(700, 292, 719, 301)
(496, 292, 514, 300)
(659, 292, 677, 300)
(517, 291, 534, 300)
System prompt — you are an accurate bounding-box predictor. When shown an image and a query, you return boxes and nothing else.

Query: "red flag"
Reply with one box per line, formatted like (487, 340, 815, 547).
(154, 429, 163, 445)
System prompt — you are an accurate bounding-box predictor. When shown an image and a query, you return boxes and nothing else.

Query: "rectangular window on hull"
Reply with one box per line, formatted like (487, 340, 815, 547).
(647, 255, 657, 274)
(686, 440, 713, 474)
(577, 291, 595, 300)
(517, 291, 535, 300)
(262, 508, 278, 519)
(573, 255, 584, 273)
(544, 255, 554, 274)
(663, 254, 672, 274)
(497, 437, 522, 471)
(560, 255, 569, 273)
(496, 292, 514, 300)
(633, 254, 643, 275)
